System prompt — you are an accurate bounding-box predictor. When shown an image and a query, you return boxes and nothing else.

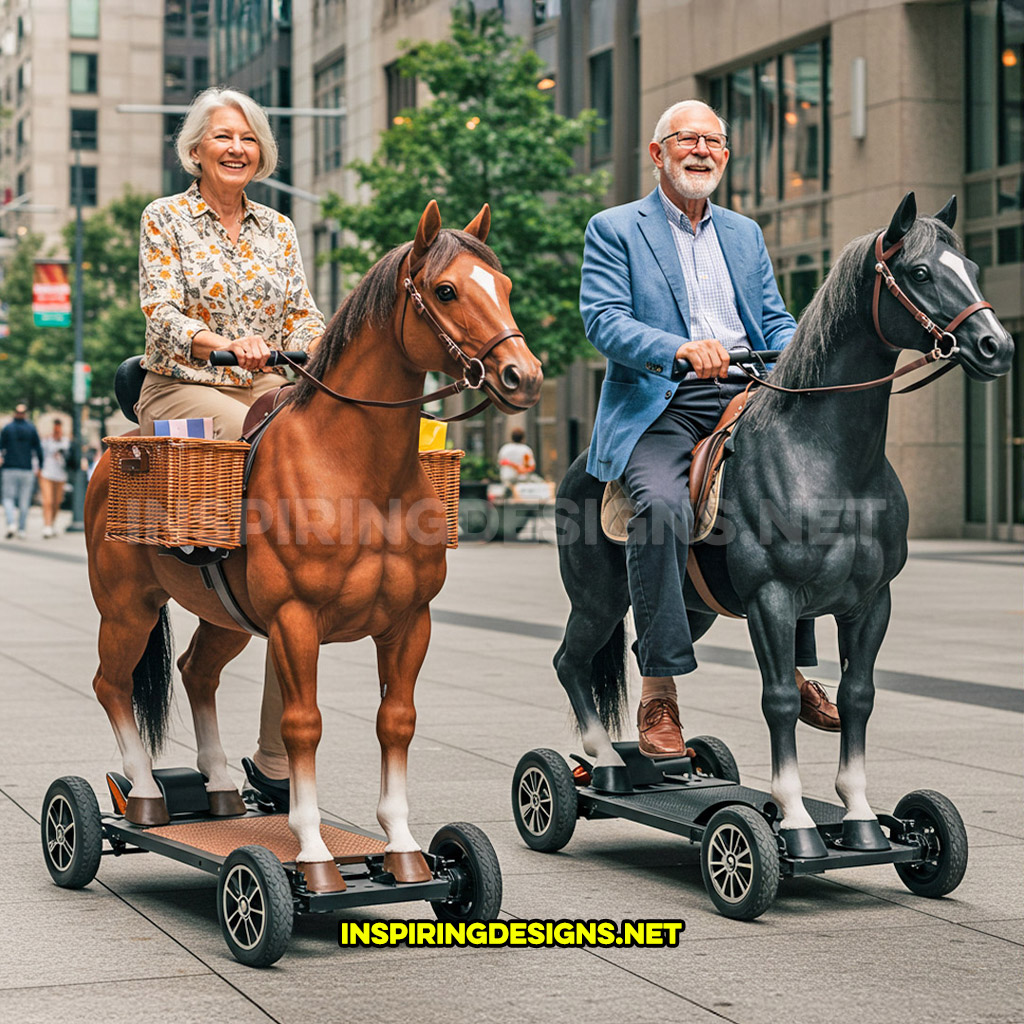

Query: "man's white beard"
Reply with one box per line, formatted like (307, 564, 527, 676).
(665, 155, 723, 201)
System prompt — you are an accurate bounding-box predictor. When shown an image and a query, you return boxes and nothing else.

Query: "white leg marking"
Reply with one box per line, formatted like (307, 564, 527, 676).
(190, 704, 235, 793)
(289, 770, 332, 863)
(376, 753, 419, 853)
(772, 763, 816, 831)
(581, 723, 625, 767)
(111, 721, 162, 798)
(836, 754, 874, 821)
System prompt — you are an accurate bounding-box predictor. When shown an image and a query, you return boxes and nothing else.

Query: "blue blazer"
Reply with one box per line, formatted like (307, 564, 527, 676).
(581, 189, 797, 481)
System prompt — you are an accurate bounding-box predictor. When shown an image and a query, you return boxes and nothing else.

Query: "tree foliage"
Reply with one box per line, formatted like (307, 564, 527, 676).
(321, 3, 609, 375)
(0, 188, 153, 415)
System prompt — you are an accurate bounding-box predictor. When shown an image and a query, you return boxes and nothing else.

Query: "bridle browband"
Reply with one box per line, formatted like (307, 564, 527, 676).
(277, 247, 528, 422)
(740, 231, 996, 397)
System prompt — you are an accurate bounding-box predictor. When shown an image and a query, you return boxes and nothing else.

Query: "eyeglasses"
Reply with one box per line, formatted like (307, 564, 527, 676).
(659, 130, 729, 152)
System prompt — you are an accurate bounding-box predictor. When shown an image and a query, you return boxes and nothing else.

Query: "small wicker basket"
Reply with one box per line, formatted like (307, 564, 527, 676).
(418, 448, 464, 548)
(104, 436, 250, 549)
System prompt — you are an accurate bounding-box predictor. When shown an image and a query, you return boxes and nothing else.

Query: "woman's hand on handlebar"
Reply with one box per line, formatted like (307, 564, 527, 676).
(192, 330, 272, 371)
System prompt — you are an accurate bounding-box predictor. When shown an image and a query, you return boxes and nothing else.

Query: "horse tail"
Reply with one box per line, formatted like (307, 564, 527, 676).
(132, 605, 175, 756)
(591, 616, 628, 734)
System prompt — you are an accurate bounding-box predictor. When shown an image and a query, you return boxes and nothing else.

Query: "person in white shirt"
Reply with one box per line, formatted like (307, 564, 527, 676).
(39, 418, 70, 538)
(497, 428, 536, 490)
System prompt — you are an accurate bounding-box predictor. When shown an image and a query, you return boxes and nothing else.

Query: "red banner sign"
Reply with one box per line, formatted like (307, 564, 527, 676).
(33, 261, 72, 327)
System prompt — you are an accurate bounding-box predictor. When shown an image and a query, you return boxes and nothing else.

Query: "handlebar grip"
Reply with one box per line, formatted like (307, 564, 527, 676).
(209, 350, 310, 367)
(672, 348, 783, 379)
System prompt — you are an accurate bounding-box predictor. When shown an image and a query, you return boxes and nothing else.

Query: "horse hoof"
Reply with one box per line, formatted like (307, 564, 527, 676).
(125, 795, 170, 826)
(298, 860, 346, 892)
(841, 818, 890, 851)
(590, 765, 632, 794)
(780, 827, 828, 859)
(207, 790, 246, 817)
(383, 850, 433, 883)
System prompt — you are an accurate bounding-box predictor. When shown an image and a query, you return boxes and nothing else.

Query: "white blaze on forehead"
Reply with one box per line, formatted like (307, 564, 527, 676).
(938, 250, 1004, 335)
(469, 264, 501, 309)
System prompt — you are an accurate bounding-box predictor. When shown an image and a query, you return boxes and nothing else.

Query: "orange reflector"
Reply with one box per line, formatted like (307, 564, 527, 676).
(572, 765, 591, 785)
(106, 774, 127, 814)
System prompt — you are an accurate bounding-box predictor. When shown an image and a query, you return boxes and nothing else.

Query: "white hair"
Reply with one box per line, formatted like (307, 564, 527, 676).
(651, 100, 728, 147)
(176, 87, 278, 181)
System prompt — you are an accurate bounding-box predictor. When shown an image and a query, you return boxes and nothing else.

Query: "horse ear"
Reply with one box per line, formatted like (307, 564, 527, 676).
(883, 191, 917, 249)
(412, 200, 442, 264)
(464, 204, 490, 243)
(934, 195, 957, 229)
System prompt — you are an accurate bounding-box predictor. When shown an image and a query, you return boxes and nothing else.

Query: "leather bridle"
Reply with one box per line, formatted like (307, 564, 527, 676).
(277, 249, 528, 422)
(741, 231, 996, 397)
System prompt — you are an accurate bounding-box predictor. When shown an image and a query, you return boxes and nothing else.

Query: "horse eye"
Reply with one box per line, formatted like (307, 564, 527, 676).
(435, 284, 457, 302)
(911, 266, 930, 283)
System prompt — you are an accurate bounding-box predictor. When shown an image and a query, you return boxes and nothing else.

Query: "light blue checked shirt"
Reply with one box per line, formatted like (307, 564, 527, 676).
(658, 186, 749, 381)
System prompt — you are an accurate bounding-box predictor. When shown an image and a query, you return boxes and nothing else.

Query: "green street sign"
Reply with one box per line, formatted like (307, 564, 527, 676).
(33, 311, 72, 327)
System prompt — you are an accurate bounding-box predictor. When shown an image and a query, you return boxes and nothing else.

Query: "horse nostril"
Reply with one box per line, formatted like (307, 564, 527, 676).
(978, 335, 998, 360)
(500, 365, 521, 390)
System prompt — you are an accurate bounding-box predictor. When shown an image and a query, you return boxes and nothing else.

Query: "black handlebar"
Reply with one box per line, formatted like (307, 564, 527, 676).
(209, 350, 310, 367)
(673, 347, 783, 379)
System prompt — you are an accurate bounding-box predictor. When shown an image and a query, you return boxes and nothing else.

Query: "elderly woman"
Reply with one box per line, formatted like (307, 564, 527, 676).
(137, 87, 325, 802)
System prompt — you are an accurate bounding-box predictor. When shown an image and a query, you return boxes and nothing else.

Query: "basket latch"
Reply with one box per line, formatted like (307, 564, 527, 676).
(120, 446, 149, 474)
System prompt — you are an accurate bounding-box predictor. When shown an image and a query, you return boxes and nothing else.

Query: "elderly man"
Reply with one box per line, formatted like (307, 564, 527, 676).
(580, 99, 838, 757)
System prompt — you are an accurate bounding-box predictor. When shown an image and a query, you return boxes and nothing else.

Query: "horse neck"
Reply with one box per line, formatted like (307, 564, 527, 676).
(304, 317, 425, 480)
(788, 319, 900, 478)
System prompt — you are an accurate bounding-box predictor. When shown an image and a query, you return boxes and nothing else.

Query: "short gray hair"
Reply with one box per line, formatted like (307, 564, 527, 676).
(651, 100, 728, 149)
(176, 87, 278, 181)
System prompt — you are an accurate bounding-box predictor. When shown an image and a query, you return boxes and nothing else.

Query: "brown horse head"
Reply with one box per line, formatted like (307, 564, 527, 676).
(399, 200, 543, 414)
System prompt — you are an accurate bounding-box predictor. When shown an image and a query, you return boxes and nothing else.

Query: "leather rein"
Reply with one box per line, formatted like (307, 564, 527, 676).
(739, 232, 995, 397)
(275, 249, 526, 422)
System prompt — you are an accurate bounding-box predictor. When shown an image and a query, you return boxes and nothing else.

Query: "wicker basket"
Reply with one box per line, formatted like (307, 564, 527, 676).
(104, 436, 250, 549)
(418, 448, 464, 548)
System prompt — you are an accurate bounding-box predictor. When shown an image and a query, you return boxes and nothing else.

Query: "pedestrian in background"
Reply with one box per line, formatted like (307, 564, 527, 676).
(39, 417, 70, 538)
(497, 427, 536, 492)
(0, 402, 43, 540)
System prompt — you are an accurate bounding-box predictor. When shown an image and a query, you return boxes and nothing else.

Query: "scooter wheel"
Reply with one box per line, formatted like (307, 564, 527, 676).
(41, 776, 103, 889)
(512, 748, 578, 852)
(893, 790, 968, 898)
(217, 845, 293, 967)
(701, 805, 779, 920)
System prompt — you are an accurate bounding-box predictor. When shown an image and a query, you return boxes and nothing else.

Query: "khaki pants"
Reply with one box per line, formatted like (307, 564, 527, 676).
(136, 370, 290, 778)
(136, 371, 286, 439)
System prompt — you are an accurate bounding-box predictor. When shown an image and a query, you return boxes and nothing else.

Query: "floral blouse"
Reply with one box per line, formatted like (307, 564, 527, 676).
(139, 180, 326, 386)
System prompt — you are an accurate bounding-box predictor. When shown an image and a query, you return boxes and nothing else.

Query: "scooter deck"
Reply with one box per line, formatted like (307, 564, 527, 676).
(101, 810, 452, 911)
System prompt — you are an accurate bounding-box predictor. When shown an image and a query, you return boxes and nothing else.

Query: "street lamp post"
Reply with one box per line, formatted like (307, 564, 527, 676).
(66, 132, 88, 533)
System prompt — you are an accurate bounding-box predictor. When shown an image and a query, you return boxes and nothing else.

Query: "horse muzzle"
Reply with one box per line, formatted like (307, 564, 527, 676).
(958, 328, 1015, 381)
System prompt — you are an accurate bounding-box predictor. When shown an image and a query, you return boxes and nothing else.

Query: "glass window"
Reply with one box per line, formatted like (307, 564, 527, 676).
(999, 0, 1023, 165)
(588, 0, 614, 50)
(192, 0, 210, 36)
(781, 43, 822, 200)
(726, 67, 754, 212)
(315, 55, 345, 173)
(164, 55, 186, 93)
(385, 61, 416, 127)
(70, 164, 97, 206)
(166, 0, 186, 36)
(967, 0, 998, 172)
(756, 59, 778, 203)
(194, 55, 209, 88)
(589, 49, 613, 164)
(69, 0, 99, 38)
(70, 53, 97, 94)
(997, 223, 1023, 263)
(70, 109, 97, 150)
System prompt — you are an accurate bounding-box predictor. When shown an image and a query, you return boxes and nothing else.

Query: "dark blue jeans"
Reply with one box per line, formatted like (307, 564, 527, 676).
(622, 380, 816, 676)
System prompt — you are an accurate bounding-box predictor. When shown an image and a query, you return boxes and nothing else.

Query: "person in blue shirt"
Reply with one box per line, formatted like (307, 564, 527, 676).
(1, 402, 44, 539)
(580, 100, 838, 757)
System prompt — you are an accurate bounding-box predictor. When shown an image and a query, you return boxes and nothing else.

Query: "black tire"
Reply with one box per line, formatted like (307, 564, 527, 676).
(687, 735, 741, 783)
(512, 748, 578, 852)
(217, 845, 293, 967)
(41, 776, 103, 889)
(700, 805, 780, 920)
(893, 790, 968, 898)
(429, 822, 503, 924)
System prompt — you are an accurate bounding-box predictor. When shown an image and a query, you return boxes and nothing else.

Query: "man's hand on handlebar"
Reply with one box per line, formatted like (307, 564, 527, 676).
(675, 338, 731, 379)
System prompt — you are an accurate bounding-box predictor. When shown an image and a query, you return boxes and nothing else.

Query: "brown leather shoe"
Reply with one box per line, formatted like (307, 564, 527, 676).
(637, 697, 686, 758)
(799, 678, 840, 732)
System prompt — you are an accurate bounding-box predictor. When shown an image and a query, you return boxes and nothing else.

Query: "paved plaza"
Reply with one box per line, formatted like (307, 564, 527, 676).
(1, 509, 1021, 1024)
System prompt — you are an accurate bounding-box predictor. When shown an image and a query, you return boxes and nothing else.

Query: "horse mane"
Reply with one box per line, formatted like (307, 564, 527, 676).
(289, 228, 503, 408)
(745, 216, 961, 431)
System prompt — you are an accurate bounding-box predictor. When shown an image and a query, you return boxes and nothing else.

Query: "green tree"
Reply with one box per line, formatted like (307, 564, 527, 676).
(321, 2, 609, 375)
(0, 187, 153, 418)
